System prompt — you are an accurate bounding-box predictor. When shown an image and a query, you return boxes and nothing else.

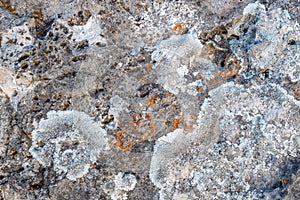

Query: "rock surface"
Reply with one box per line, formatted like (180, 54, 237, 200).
(0, 0, 299, 199)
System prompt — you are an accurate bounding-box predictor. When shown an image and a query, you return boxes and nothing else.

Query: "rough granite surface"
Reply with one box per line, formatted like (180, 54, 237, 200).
(0, 0, 299, 199)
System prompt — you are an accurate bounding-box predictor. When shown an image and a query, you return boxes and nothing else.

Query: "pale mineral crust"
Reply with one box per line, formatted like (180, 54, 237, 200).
(0, 0, 299, 200)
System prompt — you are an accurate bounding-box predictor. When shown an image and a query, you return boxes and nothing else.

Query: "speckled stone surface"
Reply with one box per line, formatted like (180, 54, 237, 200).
(0, 0, 299, 199)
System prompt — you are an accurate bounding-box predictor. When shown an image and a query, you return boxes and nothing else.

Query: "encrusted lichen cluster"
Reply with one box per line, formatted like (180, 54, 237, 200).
(149, 2, 300, 199)
(29, 110, 109, 180)
(150, 82, 299, 199)
(1, 0, 299, 199)
(103, 172, 137, 200)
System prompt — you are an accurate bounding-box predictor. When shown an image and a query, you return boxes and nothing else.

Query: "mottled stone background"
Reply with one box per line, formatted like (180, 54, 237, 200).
(0, 0, 299, 199)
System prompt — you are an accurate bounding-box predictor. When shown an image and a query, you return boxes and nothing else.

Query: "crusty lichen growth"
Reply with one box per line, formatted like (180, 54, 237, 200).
(150, 82, 300, 199)
(104, 172, 137, 200)
(29, 110, 109, 180)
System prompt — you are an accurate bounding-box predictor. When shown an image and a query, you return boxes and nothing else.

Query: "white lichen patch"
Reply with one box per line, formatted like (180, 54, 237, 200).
(250, 7, 298, 71)
(243, 1, 266, 16)
(149, 129, 189, 188)
(151, 33, 212, 95)
(114, 172, 137, 191)
(29, 110, 110, 181)
(0, 23, 34, 55)
(186, 80, 203, 96)
(105, 172, 137, 200)
(231, 1, 299, 81)
(150, 33, 216, 126)
(66, 15, 107, 46)
(150, 82, 300, 199)
(108, 95, 130, 128)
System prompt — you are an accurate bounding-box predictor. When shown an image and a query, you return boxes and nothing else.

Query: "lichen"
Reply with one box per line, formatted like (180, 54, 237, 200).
(114, 172, 137, 191)
(29, 110, 109, 181)
(230, 1, 299, 79)
(63, 15, 107, 46)
(0, 23, 34, 61)
(150, 82, 300, 199)
(151, 33, 205, 95)
(105, 172, 137, 200)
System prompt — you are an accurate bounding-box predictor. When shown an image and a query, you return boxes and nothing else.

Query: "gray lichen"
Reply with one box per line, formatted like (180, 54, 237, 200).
(104, 172, 137, 200)
(150, 82, 300, 199)
(151, 33, 208, 95)
(29, 110, 109, 180)
(0, 0, 299, 199)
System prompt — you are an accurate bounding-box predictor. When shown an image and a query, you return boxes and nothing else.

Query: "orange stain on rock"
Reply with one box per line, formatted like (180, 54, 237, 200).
(146, 94, 158, 108)
(115, 129, 133, 151)
(173, 23, 184, 33)
(173, 118, 180, 130)
(119, 141, 133, 151)
(196, 87, 203, 93)
(130, 112, 156, 141)
(173, 113, 182, 130)
(132, 113, 142, 126)
(145, 113, 156, 139)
